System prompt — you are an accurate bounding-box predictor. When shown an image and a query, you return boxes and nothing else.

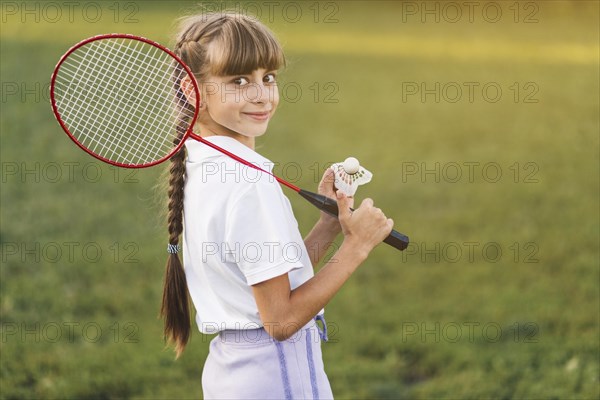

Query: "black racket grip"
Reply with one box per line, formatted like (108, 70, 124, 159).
(298, 189, 409, 251)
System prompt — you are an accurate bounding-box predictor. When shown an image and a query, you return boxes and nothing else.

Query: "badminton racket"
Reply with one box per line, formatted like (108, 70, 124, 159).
(50, 34, 409, 251)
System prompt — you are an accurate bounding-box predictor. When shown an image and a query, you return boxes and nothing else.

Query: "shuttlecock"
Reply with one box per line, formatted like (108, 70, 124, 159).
(330, 157, 372, 196)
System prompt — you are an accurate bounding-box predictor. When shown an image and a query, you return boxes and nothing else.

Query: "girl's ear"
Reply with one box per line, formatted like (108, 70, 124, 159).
(180, 76, 204, 109)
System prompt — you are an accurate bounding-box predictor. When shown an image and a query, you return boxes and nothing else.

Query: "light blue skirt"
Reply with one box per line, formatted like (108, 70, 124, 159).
(202, 316, 333, 399)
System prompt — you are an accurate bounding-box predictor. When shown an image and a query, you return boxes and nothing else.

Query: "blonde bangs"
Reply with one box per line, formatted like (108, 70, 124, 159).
(206, 17, 285, 76)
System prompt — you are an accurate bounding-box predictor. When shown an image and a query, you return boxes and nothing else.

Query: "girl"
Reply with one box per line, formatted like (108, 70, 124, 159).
(161, 11, 394, 399)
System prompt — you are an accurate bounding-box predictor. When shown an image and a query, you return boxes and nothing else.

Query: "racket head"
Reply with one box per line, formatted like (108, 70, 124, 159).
(50, 34, 200, 168)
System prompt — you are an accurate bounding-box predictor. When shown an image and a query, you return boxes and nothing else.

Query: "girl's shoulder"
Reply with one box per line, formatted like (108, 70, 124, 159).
(184, 137, 282, 201)
(185, 137, 275, 172)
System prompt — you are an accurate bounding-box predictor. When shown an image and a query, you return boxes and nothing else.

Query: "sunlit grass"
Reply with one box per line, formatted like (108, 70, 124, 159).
(1, 1, 598, 399)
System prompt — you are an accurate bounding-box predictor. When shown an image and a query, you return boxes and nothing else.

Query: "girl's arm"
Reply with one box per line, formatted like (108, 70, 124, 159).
(253, 193, 393, 341)
(302, 168, 354, 267)
(303, 218, 340, 267)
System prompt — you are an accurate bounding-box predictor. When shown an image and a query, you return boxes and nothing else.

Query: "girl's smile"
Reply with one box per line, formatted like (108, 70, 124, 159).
(241, 110, 272, 121)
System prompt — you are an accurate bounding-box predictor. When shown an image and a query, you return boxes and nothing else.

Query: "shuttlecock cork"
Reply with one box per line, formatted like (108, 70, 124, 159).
(331, 157, 372, 196)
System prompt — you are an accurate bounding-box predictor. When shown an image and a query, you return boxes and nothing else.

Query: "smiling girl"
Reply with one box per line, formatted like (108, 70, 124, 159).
(161, 11, 393, 399)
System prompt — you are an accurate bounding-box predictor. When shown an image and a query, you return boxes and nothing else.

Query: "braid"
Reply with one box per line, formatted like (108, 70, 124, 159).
(160, 52, 195, 358)
(167, 148, 186, 246)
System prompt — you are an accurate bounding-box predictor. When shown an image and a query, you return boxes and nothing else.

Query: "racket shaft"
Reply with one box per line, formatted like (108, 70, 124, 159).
(298, 190, 409, 251)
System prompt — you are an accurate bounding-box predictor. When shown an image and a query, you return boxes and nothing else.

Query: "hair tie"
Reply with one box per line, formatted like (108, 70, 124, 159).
(167, 243, 181, 254)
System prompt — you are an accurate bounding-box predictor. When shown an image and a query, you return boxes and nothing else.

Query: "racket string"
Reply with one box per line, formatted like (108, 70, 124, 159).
(98, 40, 170, 163)
(75, 39, 142, 160)
(56, 40, 160, 163)
(101, 39, 188, 163)
(71, 39, 176, 163)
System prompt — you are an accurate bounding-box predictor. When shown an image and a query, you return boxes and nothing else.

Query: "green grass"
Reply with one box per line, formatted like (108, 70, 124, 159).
(1, 1, 599, 399)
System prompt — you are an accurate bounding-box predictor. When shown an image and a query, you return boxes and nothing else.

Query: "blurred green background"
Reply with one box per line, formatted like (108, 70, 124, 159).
(1, 1, 598, 398)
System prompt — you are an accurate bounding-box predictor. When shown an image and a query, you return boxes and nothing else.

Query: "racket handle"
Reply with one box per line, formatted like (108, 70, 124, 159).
(298, 189, 409, 251)
(383, 229, 410, 251)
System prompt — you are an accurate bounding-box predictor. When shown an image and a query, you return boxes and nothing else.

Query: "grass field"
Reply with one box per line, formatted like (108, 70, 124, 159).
(1, 1, 599, 399)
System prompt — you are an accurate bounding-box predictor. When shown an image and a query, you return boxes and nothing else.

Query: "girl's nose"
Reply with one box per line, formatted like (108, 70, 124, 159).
(245, 83, 271, 104)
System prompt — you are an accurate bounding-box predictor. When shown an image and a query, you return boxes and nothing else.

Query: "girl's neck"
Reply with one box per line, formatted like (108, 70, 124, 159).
(196, 125, 255, 151)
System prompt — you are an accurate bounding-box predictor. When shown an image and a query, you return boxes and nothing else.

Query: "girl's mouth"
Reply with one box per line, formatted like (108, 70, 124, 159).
(242, 111, 271, 121)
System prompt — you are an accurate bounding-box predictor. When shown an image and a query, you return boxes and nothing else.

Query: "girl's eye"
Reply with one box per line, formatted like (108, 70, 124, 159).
(233, 77, 249, 86)
(264, 74, 277, 84)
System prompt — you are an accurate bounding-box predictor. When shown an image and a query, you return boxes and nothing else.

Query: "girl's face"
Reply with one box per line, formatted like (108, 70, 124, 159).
(198, 68, 279, 141)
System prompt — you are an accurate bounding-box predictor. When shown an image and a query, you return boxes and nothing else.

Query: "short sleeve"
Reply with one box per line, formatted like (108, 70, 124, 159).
(224, 181, 304, 285)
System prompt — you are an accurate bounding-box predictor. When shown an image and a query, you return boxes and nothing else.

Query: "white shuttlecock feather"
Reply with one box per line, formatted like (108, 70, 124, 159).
(330, 157, 372, 196)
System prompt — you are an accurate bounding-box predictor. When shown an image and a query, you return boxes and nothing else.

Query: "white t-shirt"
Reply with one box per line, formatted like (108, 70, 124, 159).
(182, 136, 322, 334)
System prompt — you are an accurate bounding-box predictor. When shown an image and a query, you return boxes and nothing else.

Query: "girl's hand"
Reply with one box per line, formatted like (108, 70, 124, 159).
(336, 191, 394, 256)
(317, 168, 354, 231)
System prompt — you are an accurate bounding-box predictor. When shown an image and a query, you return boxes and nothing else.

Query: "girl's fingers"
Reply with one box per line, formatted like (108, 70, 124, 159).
(360, 198, 374, 208)
(346, 194, 355, 209)
(336, 190, 353, 219)
(318, 168, 336, 196)
(323, 168, 334, 182)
